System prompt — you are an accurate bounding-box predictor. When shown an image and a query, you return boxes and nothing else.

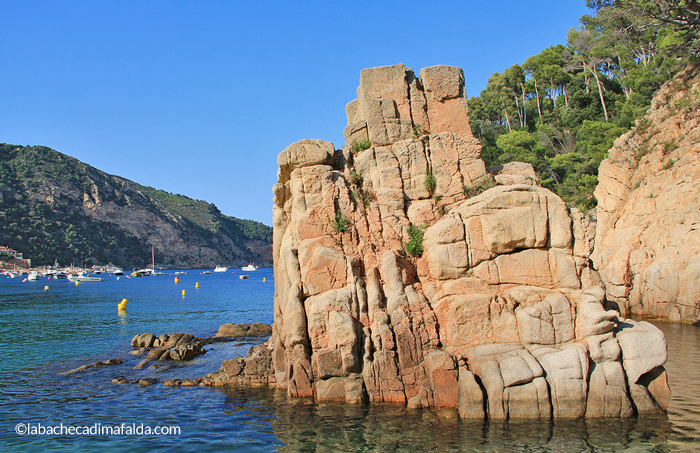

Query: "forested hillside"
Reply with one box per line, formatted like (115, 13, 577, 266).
(469, 0, 698, 211)
(0, 144, 272, 268)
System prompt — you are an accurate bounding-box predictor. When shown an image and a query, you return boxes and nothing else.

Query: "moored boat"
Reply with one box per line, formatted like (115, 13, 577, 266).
(142, 246, 166, 275)
(241, 264, 258, 271)
(27, 271, 40, 281)
(214, 266, 228, 273)
(67, 273, 103, 282)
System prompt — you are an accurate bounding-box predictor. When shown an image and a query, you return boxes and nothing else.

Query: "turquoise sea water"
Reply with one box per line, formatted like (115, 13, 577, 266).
(1, 270, 699, 452)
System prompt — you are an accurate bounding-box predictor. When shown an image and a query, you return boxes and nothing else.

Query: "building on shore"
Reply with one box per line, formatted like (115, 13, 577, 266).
(0, 246, 31, 269)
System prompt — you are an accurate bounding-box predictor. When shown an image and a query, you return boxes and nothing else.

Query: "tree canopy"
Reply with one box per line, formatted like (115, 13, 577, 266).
(468, 0, 693, 212)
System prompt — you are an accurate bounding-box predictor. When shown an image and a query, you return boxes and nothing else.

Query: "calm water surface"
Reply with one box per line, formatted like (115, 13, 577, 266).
(0, 270, 698, 452)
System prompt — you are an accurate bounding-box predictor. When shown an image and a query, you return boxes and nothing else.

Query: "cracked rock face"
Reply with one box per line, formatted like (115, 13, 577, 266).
(593, 65, 700, 323)
(207, 64, 669, 420)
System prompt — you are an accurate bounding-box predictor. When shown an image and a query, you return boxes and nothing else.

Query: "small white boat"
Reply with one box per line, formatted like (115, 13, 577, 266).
(241, 264, 258, 271)
(54, 272, 68, 279)
(239, 274, 250, 279)
(214, 266, 228, 273)
(174, 271, 189, 275)
(27, 271, 40, 281)
(6, 271, 22, 278)
(68, 273, 103, 282)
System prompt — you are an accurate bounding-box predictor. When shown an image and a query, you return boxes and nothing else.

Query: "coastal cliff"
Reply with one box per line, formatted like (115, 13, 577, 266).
(593, 65, 700, 323)
(206, 64, 670, 419)
(0, 144, 272, 268)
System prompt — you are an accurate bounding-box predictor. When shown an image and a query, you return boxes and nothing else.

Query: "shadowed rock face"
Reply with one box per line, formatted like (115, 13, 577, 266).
(593, 65, 700, 323)
(205, 64, 670, 420)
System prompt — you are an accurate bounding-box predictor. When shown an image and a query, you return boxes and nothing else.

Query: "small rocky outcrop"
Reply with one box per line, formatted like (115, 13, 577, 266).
(216, 322, 273, 338)
(130, 332, 209, 369)
(63, 358, 123, 375)
(593, 65, 700, 323)
(205, 64, 670, 420)
(103, 323, 272, 387)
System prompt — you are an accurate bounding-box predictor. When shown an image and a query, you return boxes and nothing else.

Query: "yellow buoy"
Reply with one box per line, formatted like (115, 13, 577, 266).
(75, 281, 81, 286)
(44, 286, 49, 291)
(118, 298, 128, 310)
(182, 289, 186, 296)
(195, 282, 199, 289)
(263, 277, 266, 282)
(174, 277, 180, 284)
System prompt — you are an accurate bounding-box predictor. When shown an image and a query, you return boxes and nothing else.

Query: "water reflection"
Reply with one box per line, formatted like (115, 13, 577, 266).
(649, 320, 700, 451)
(260, 393, 673, 452)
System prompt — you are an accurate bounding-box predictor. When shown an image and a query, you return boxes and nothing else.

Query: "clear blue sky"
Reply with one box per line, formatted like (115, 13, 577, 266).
(1, 0, 590, 226)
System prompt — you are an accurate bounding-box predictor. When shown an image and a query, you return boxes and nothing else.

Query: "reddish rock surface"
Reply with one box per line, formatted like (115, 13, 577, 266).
(593, 65, 700, 323)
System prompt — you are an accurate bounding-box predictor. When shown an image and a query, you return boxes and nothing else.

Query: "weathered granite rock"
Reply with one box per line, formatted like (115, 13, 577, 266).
(593, 65, 700, 323)
(205, 64, 669, 420)
(465, 344, 550, 419)
(130, 332, 208, 369)
(489, 162, 540, 187)
(216, 322, 272, 337)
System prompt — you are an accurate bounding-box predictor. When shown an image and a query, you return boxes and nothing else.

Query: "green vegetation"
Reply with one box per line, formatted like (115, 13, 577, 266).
(424, 167, 437, 197)
(468, 1, 695, 212)
(350, 139, 372, 153)
(413, 124, 426, 138)
(405, 224, 425, 258)
(0, 144, 272, 267)
(136, 184, 271, 243)
(350, 170, 363, 185)
(351, 188, 375, 208)
(330, 209, 350, 233)
(463, 178, 499, 198)
(348, 169, 375, 208)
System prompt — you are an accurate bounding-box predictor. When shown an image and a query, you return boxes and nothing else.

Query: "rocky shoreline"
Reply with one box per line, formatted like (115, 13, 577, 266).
(65, 323, 273, 388)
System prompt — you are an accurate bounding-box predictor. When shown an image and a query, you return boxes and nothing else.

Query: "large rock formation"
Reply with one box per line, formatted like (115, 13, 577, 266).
(206, 64, 670, 419)
(593, 65, 700, 323)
